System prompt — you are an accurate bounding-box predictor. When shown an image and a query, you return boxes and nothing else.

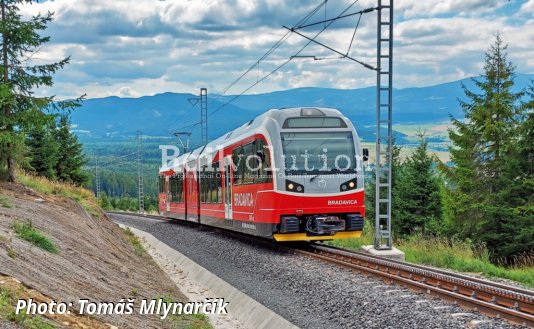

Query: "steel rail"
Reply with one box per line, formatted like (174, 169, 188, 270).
(314, 244, 534, 296)
(296, 246, 534, 327)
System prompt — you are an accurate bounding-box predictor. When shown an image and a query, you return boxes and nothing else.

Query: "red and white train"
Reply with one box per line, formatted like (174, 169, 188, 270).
(158, 107, 367, 241)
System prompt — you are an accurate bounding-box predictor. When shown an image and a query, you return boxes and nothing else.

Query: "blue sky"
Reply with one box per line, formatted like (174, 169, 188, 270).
(21, 0, 534, 99)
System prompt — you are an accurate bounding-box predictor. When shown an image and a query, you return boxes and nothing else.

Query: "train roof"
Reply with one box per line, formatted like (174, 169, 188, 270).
(160, 107, 347, 174)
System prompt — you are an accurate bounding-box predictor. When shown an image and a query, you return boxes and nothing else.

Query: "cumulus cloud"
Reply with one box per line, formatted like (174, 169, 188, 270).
(17, 0, 534, 99)
(519, 0, 534, 13)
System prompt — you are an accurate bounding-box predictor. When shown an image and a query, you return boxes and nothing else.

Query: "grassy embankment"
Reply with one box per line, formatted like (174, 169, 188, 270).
(330, 223, 534, 289)
(17, 172, 101, 217)
(9, 172, 213, 329)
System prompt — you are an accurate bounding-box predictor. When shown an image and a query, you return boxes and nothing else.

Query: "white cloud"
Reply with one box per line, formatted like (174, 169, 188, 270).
(116, 86, 138, 98)
(15, 0, 534, 99)
(394, 0, 506, 18)
(519, 0, 534, 13)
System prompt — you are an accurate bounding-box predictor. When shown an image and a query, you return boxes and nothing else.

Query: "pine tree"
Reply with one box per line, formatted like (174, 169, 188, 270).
(443, 35, 526, 262)
(54, 115, 88, 185)
(394, 133, 442, 237)
(0, 0, 82, 182)
(26, 116, 59, 180)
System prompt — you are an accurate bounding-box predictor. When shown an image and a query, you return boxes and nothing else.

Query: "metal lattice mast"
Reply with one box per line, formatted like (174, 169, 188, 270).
(374, 0, 393, 250)
(200, 87, 208, 145)
(95, 154, 101, 201)
(137, 130, 144, 213)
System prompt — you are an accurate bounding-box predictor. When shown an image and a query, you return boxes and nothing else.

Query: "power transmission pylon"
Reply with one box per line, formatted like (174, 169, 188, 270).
(374, 0, 393, 250)
(187, 87, 208, 145)
(95, 154, 101, 201)
(137, 131, 144, 214)
(200, 88, 208, 145)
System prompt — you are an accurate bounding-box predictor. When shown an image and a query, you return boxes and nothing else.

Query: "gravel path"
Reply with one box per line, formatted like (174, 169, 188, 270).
(110, 213, 523, 329)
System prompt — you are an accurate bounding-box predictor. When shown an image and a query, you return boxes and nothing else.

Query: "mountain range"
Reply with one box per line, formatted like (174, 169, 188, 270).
(72, 74, 533, 144)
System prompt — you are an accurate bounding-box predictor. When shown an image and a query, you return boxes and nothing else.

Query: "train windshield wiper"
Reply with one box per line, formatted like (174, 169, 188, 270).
(310, 174, 321, 182)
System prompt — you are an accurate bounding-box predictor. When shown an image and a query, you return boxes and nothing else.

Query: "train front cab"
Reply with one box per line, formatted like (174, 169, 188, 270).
(262, 108, 367, 242)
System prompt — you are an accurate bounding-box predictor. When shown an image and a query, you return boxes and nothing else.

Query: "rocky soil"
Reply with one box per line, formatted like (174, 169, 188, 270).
(0, 183, 193, 329)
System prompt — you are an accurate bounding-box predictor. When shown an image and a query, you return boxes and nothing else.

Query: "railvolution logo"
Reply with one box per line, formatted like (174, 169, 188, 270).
(159, 144, 370, 174)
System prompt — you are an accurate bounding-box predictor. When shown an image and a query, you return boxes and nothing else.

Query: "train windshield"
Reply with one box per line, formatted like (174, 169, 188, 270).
(281, 132, 356, 174)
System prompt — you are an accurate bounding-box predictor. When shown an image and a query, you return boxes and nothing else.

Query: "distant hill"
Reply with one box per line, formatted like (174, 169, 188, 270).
(72, 73, 533, 144)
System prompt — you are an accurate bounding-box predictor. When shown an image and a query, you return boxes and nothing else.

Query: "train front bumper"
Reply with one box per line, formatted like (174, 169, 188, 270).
(273, 231, 362, 242)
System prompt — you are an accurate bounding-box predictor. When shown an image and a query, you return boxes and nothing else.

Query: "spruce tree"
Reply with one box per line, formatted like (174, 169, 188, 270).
(510, 82, 534, 261)
(394, 133, 442, 237)
(0, 0, 82, 182)
(443, 35, 526, 262)
(26, 116, 59, 180)
(54, 115, 88, 185)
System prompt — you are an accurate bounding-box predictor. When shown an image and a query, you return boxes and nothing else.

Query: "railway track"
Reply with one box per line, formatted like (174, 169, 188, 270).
(296, 245, 534, 327)
(108, 211, 534, 327)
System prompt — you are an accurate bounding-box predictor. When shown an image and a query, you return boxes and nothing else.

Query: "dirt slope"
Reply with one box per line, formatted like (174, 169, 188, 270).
(0, 182, 188, 328)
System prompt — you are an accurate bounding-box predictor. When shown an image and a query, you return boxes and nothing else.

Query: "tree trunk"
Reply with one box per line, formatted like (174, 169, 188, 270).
(1, 0, 16, 182)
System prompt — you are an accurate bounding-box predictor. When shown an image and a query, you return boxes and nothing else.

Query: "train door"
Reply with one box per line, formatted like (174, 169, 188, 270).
(186, 166, 199, 222)
(224, 157, 233, 219)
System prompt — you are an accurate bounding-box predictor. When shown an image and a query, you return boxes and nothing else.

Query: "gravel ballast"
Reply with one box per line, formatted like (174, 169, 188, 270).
(110, 213, 523, 329)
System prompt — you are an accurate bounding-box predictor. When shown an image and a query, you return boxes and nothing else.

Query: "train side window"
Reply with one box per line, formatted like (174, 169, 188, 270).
(242, 143, 255, 184)
(211, 162, 221, 203)
(256, 139, 272, 183)
(169, 176, 173, 201)
(209, 162, 217, 203)
(177, 174, 183, 203)
(203, 168, 208, 203)
(201, 167, 207, 203)
(205, 168, 210, 203)
(177, 175, 181, 201)
(217, 171, 222, 203)
(232, 147, 243, 185)
(208, 170, 215, 203)
(158, 176, 165, 193)
(170, 175, 176, 202)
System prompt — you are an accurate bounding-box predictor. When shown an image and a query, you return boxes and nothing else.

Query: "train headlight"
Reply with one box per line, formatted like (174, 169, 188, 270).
(340, 178, 357, 192)
(286, 180, 304, 193)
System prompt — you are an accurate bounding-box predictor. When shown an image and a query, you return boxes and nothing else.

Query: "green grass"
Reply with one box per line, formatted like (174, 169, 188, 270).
(0, 287, 56, 329)
(123, 227, 147, 257)
(0, 195, 13, 208)
(328, 221, 375, 250)
(11, 221, 59, 254)
(397, 236, 534, 288)
(329, 226, 534, 289)
(17, 172, 100, 217)
(157, 294, 212, 329)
